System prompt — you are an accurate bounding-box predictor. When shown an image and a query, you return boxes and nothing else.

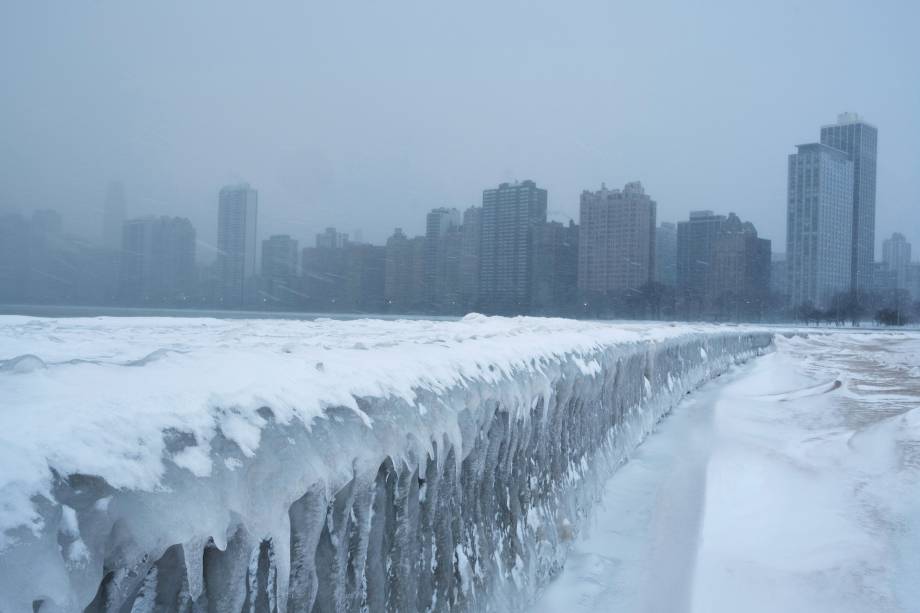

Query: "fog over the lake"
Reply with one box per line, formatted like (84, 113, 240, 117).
(2, 0, 918, 260)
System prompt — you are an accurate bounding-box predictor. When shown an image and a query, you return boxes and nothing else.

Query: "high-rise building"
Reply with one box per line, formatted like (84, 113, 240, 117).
(676, 211, 726, 316)
(459, 206, 482, 311)
(872, 261, 898, 295)
(345, 243, 386, 312)
(706, 213, 771, 320)
(384, 228, 426, 312)
(424, 207, 462, 311)
(409, 236, 426, 310)
(531, 220, 578, 314)
(820, 113, 878, 293)
(261, 235, 299, 279)
(882, 232, 912, 290)
(384, 228, 411, 310)
(479, 180, 547, 313)
(316, 227, 349, 249)
(1, 211, 120, 306)
(786, 143, 854, 309)
(0, 213, 30, 303)
(302, 228, 349, 310)
(578, 182, 656, 299)
(261, 235, 299, 306)
(655, 222, 677, 287)
(907, 263, 920, 301)
(103, 181, 126, 250)
(770, 252, 788, 299)
(439, 231, 463, 313)
(217, 184, 258, 307)
(119, 216, 196, 304)
(26, 210, 67, 304)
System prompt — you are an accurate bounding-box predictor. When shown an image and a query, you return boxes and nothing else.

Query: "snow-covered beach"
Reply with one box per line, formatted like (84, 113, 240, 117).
(537, 330, 920, 612)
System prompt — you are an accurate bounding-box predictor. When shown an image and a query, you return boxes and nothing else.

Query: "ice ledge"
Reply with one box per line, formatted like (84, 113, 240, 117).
(0, 316, 772, 611)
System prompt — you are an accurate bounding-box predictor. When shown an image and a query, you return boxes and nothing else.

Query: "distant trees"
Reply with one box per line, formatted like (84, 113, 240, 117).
(828, 291, 866, 327)
(577, 282, 676, 321)
(866, 288, 912, 326)
(792, 301, 822, 325)
(791, 290, 917, 327)
(639, 282, 676, 320)
(874, 308, 905, 326)
(790, 293, 864, 326)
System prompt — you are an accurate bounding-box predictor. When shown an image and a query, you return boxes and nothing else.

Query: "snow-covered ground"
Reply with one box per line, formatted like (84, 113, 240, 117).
(0, 315, 770, 611)
(536, 330, 920, 613)
(5, 317, 916, 612)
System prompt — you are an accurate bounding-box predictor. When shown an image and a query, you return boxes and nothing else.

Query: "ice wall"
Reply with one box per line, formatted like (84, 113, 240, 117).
(0, 317, 771, 612)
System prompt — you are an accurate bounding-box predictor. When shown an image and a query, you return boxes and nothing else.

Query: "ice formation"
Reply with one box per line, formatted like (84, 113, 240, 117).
(0, 315, 771, 611)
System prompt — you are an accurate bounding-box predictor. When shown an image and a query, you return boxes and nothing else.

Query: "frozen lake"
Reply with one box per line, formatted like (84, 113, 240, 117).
(536, 330, 920, 613)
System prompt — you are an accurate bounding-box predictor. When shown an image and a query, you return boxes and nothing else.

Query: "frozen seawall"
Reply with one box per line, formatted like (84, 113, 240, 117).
(0, 315, 772, 612)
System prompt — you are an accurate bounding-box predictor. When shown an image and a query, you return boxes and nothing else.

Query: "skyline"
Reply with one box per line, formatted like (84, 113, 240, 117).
(0, 110, 911, 266)
(2, 1, 918, 259)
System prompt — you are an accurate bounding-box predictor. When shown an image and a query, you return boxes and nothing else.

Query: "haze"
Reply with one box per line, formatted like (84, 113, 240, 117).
(2, 0, 918, 256)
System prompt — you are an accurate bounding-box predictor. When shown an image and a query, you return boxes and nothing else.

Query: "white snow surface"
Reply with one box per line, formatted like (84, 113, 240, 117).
(0, 315, 751, 545)
(0, 314, 771, 611)
(536, 329, 920, 613)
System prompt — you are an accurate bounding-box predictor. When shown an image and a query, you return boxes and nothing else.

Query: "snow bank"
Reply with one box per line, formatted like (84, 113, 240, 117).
(0, 315, 771, 611)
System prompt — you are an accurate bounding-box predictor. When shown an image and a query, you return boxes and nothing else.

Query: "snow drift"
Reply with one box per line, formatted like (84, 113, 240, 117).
(0, 315, 772, 612)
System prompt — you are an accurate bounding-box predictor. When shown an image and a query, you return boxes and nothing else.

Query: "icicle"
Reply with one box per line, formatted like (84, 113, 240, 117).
(182, 536, 208, 602)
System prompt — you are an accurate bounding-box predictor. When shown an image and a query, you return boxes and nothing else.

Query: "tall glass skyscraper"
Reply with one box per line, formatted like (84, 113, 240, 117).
(217, 183, 258, 307)
(786, 143, 854, 309)
(819, 113, 878, 294)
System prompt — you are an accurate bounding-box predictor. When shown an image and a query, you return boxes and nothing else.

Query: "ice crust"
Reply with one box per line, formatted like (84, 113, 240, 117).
(0, 315, 772, 612)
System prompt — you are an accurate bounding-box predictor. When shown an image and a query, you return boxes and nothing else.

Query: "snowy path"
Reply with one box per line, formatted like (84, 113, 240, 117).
(536, 331, 920, 613)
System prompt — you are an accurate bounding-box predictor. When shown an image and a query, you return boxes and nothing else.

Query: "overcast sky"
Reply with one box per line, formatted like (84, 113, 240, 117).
(2, 0, 918, 261)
